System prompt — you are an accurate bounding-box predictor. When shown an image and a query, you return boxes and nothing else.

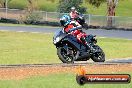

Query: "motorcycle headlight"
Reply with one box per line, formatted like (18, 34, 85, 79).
(53, 37, 60, 44)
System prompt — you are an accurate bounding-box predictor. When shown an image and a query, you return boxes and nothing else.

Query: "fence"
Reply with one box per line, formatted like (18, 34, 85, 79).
(87, 15, 132, 28)
(0, 8, 132, 28)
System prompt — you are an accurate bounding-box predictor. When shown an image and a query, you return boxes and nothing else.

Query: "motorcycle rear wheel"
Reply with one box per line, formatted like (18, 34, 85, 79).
(91, 45, 105, 62)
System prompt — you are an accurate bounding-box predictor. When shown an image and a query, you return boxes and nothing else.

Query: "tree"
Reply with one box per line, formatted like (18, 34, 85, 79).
(58, 0, 87, 14)
(85, 0, 106, 7)
(25, 0, 42, 24)
(85, 0, 119, 27)
(107, 0, 118, 16)
(85, 0, 118, 16)
(27, 0, 39, 12)
(107, 0, 118, 27)
(0, 0, 12, 8)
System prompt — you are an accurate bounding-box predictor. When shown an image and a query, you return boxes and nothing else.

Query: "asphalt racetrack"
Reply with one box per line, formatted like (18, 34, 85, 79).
(0, 25, 132, 39)
(0, 25, 132, 64)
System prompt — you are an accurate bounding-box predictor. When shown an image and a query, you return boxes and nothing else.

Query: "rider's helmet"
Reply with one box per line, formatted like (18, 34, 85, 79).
(60, 15, 71, 27)
(71, 7, 76, 11)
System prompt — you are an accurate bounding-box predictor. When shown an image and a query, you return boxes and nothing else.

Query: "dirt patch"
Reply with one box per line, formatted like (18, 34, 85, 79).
(0, 64, 132, 80)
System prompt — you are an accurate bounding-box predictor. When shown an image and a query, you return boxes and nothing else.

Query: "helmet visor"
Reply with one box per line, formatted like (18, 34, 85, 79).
(60, 20, 65, 26)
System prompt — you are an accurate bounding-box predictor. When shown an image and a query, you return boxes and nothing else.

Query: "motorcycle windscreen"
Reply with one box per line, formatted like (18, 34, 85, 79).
(54, 29, 63, 38)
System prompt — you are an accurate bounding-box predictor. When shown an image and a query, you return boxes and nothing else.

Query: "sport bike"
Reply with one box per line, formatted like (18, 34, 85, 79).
(53, 29, 105, 63)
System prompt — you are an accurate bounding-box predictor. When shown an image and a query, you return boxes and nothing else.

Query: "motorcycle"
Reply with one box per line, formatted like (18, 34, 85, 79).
(53, 29, 105, 63)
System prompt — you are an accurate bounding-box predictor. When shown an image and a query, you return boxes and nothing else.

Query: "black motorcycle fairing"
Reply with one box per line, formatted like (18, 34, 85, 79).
(58, 35, 90, 61)
(62, 34, 87, 51)
(85, 34, 97, 44)
(53, 29, 67, 45)
(53, 29, 86, 51)
(75, 51, 90, 61)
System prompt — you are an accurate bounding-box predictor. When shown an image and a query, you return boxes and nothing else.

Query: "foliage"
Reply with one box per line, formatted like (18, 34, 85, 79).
(0, 0, 12, 8)
(85, 0, 106, 7)
(27, 0, 39, 11)
(47, 0, 55, 3)
(24, 11, 43, 24)
(58, 0, 87, 13)
(1, 0, 131, 16)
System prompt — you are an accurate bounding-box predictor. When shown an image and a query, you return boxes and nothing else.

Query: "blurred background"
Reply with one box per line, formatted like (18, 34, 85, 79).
(0, 0, 132, 28)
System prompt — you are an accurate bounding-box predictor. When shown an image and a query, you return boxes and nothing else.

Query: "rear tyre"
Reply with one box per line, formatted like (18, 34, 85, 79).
(91, 45, 105, 62)
(57, 47, 74, 63)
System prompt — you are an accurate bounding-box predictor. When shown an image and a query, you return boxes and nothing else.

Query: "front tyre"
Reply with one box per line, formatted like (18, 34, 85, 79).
(91, 45, 105, 62)
(57, 47, 74, 63)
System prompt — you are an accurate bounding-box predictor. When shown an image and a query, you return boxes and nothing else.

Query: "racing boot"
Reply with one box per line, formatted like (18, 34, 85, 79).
(80, 37, 95, 53)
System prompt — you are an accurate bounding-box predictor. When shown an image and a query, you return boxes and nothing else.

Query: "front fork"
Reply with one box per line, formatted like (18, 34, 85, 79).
(63, 44, 76, 63)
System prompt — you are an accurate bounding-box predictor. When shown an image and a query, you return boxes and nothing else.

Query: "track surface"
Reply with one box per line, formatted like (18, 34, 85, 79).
(0, 63, 132, 80)
(0, 59, 132, 68)
(0, 25, 132, 39)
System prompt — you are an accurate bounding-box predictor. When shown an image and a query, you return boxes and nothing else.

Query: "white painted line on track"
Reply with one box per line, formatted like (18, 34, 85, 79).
(99, 37, 107, 38)
(17, 31, 26, 33)
(30, 32, 41, 34)
(107, 57, 132, 61)
(99, 36, 132, 40)
(0, 30, 9, 32)
(0, 30, 131, 40)
(0, 30, 52, 34)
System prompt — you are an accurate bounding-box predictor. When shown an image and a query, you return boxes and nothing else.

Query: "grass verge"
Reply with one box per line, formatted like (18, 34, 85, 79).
(0, 73, 131, 88)
(0, 23, 60, 28)
(0, 31, 132, 64)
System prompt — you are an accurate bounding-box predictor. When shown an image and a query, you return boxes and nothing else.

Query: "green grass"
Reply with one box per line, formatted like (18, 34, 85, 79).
(38, 0, 59, 12)
(0, 31, 132, 64)
(8, 0, 59, 11)
(0, 31, 59, 64)
(0, 73, 131, 88)
(0, 23, 60, 28)
(7, 0, 132, 16)
(9, 0, 28, 10)
(98, 38, 132, 59)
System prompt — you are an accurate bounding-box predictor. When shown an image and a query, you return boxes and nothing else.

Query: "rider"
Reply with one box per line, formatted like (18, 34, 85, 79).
(60, 15, 92, 51)
(70, 7, 89, 30)
(70, 7, 79, 20)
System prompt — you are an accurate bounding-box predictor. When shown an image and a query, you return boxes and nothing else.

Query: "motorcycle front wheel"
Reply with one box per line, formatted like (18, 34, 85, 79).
(57, 46, 75, 63)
